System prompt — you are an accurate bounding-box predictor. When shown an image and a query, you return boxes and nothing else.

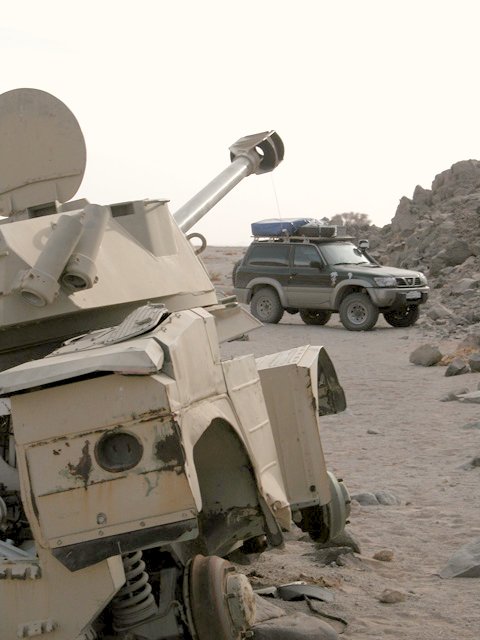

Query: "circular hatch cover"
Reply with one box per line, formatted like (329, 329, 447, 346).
(0, 88, 86, 216)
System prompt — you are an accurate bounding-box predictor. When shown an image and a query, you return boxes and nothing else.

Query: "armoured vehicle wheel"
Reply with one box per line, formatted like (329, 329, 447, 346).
(383, 305, 420, 327)
(339, 292, 378, 331)
(250, 287, 284, 324)
(299, 309, 332, 325)
(298, 472, 351, 542)
(184, 555, 256, 640)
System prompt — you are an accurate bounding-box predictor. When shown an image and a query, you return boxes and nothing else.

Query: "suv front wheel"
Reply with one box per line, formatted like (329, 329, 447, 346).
(250, 287, 284, 324)
(339, 292, 379, 331)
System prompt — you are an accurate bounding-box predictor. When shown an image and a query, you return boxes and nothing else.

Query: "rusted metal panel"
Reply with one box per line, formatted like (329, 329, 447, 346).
(0, 548, 125, 639)
(221, 355, 290, 528)
(10, 374, 170, 444)
(21, 415, 196, 548)
(156, 310, 226, 408)
(0, 337, 165, 394)
(256, 346, 332, 508)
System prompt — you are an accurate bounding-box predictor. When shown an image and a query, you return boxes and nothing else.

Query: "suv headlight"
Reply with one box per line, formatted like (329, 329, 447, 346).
(374, 276, 397, 287)
(418, 273, 428, 285)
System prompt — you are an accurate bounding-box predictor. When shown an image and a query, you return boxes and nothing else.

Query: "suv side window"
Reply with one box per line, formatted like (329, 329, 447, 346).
(293, 244, 322, 267)
(247, 244, 290, 266)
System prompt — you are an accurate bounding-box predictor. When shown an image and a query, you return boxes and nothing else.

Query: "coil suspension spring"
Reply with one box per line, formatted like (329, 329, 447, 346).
(111, 550, 157, 631)
(75, 626, 97, 640)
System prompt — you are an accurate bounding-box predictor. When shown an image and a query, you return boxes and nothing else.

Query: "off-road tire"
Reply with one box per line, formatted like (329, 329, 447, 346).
(232, 260, 241, 286)
(250, 287, 284, 324)
(299, 309, 332, 326)
(339, 292, 379, 331)
(383, 305, 420, 328)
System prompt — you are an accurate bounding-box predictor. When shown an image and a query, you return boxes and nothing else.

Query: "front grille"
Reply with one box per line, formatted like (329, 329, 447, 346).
(396, 276, 421, 287)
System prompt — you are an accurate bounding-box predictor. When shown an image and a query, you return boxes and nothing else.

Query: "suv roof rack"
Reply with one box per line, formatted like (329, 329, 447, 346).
(251, 235, 356, 244)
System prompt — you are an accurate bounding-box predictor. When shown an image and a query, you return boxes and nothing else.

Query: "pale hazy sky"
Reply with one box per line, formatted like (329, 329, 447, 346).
(2, 1, 480, 245)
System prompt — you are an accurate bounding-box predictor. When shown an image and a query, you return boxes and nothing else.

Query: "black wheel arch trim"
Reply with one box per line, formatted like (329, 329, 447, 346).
(332, 280, 373, 309)
(245, 278, 288, 306)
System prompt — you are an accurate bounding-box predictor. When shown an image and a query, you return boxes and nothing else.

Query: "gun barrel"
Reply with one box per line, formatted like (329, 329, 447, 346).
(173, 130, 284, 233)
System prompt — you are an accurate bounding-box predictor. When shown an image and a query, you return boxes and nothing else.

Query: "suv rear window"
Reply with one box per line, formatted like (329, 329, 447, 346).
(247, 244, 290, 266)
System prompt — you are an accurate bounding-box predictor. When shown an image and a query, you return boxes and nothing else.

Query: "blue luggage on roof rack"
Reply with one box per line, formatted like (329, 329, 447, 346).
(251, 218, 312, 237)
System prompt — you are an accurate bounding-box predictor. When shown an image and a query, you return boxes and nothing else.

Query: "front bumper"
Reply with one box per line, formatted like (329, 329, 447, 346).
(369, 286, 429, 309)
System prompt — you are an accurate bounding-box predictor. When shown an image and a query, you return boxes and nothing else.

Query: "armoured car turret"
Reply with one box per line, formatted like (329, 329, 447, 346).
(0, 89, 349, 640)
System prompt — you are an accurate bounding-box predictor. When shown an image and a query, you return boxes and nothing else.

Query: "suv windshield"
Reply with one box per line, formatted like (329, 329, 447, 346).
(319, 242, 373, 266)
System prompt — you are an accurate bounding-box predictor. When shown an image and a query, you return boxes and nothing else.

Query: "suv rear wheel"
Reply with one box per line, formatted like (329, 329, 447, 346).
(383, 305, 420, 327)
(250, 287, 284, 324)
(299, 309, 332, 326)
(232, 260, 241, 286)
(339, 292, 379, 331)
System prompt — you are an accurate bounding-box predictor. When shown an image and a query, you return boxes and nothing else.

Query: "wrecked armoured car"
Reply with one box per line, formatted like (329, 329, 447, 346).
(0, 89, 350, 640)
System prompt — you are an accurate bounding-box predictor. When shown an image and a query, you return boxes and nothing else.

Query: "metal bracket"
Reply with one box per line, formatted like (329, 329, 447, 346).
(17, 619, 57, 637)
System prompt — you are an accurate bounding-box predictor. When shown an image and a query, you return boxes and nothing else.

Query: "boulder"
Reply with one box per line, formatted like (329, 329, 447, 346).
(409, 344, 443, 366)
(391, 196, 417, 232)
(468, 353, 480, 372)
(375, 490, 401, 505)
(431, 160, 480, 203)
(452, 278, 478, 294)
(461, 328, 480, 347)
(445, 357, 469, 376)
(351, 492, 379, 506)
(351, 490, 400, 506)
(439, 387, 470, 401)
(439, 538, 480, 578)
(412, 185, 432, 206)
(458, 391, 480, 404)
(426, 304, 454, 321)
(315, 547, 354, 566)
(316, 528, 361, 554)
(443, 239, 472, 266)
(378, 589, 406, 604)
(461, 456, 480, 470)
(464, 309, 480, 324)
(429, 251, 449, 276)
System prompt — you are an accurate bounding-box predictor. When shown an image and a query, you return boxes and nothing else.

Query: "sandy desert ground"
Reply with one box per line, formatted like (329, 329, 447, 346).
(200, 246, 480, 640)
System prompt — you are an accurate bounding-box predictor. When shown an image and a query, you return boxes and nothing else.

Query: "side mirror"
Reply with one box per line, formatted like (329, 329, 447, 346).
(358, 239, 369, 250)
(309, 260, 323, 269)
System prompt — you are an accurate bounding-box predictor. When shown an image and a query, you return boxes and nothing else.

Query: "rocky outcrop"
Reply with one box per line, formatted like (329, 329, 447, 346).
(369, 159, 480, 336)
(375, 160, 480, 272)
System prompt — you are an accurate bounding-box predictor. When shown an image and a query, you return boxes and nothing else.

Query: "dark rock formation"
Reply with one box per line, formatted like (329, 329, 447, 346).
(367, 158, 480, 336)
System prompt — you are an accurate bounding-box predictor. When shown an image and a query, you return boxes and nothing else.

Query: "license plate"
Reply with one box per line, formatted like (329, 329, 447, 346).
(406, 291, 421, 300)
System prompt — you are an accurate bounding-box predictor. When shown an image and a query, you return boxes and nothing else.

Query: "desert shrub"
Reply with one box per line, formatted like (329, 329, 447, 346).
(328, 212, 372, 237)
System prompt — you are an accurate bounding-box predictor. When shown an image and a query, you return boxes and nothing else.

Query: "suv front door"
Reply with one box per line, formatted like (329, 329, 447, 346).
(285, 244, 332, 308)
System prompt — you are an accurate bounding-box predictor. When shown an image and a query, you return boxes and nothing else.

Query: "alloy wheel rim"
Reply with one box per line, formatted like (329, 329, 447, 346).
(347, 302, 367, 324)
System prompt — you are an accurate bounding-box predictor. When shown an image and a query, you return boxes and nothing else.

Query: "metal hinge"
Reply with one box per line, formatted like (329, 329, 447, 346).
(17, 619, 57, 637)
(0, 564, 41, 580)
